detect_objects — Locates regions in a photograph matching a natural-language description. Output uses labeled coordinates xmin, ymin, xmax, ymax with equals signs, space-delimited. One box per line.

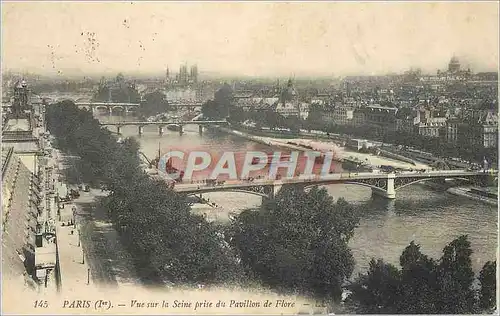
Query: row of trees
xmin=347 ymin=236 xmax=496 ymax=314
xmin=47 ymin=100 xmax=243 ymax=285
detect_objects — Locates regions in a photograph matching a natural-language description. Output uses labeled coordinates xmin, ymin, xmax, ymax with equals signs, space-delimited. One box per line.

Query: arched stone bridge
xmin=39 ymin=93 xmax=93 ymax=104
xmin=174 ymin=170 xmax=497 ymax=200
xmin=100 ymin=120 xmax=229 ymax=135
xmin=75 ymin=102 xmax=140 ymax=115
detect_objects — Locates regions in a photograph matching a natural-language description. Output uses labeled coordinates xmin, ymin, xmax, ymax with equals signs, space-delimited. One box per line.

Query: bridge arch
xmin=94 ymin=105 xmax=109 ymax=112
xmin=395 ymin=176 xmax=481 ymax=191
xmin=112 ymin=105 xmax=125 ymax=112
xmin=303 ymin=179 xmax=388 ymax=192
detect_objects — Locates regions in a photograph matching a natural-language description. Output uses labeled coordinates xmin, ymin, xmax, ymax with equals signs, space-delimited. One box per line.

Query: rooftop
xmin=3 ymin=118 xmax=31 ymax=132
xmin=366 ymin=104 xmax=399 ymax=112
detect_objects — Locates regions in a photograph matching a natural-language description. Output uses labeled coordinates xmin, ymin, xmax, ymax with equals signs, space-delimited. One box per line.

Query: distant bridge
xmin=75 ymin=101 xmax=204 ymax=115
xmin=171 ymin=170 xmax=497 ymax=200
xmin=100 ymin=120 xmax=229 ymax=135
xmin=76 ymin=102 xmax=140 ymax=115
xmin=40 ymin=93 xmax=94 ymax=104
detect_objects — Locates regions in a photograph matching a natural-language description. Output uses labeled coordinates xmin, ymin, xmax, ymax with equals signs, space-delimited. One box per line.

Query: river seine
xmin=103 ymin=115 xmax=497 ymax=277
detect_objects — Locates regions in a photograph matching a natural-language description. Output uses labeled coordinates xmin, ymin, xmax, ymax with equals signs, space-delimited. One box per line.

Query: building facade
xmin=2 ymin=80 xmax=57 ymax=291
xmin=364 ymin=104 xmax=398 ymax=133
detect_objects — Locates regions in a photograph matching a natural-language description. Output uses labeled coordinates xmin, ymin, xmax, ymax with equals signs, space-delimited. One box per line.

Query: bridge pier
xmin=261 ymin=184 xmax=280 ymax=203
xmin=179 ymin=125 xmax=184 ymax=135
xmin=371 ymin=174 xmax=396 ymax=199
xmin=371 ymin=188 xmax=396 ymax=199
xmin=198 ymin=125 xmax=203 ymax=135
xmin=158 ymin=126 xmax=164 ymax=136
xmin=109 ymin=108 xmax=113 ymax=117
xmin=116 ymin=125 xmax=122 ymax=135
xmin=138 ymin=125 xmax=144 ymax=136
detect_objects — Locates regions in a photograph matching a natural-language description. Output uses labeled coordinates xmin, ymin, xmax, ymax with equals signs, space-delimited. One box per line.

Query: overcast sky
xmin=2 ymin=2 xmax=499 ymax=77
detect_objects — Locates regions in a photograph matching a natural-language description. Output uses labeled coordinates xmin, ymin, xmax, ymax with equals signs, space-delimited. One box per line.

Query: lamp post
xmin=72 ymin=206 xmax=76 ymax=228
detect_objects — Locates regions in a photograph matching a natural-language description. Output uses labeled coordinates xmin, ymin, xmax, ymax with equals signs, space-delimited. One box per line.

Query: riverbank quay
xmin=230 ymin=125 xmax=486 ymax=169
xmin=215 ymin=125 xmax=309 ymax=151
xmin=215 ymin=125 xmax=428 ymax=171
xmin=447 ymin=186 xmax=498 ymax=206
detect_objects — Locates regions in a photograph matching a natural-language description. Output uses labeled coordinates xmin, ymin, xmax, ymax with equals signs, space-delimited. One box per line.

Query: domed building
xmin=436 ymin=56 xmax=472 ymax=81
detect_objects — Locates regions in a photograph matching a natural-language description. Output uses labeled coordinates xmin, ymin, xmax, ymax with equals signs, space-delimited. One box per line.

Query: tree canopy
xmin=137 ymin=90 xmax=173 ymax=118
xmin=347 ymin=235 xmax=497 ymax=314
xmin=201 ymin=84 xmax=233 ymax=119
xmin=229 ymin=185 xmax=360 ymax=301
xmin=93 ymin=75 xmax=141 ymax=103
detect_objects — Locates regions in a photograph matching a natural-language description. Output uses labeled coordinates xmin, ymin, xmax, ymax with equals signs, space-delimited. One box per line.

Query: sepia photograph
xmin=1 ymin=1 xmax=498 ymax=314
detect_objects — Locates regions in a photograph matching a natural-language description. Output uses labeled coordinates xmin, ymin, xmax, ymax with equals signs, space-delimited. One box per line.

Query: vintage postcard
xmin=1 ymin=1 xmax=498 ymax=315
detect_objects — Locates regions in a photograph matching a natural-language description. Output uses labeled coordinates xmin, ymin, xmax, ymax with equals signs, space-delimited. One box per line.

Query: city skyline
xmin=2 ymin=2 xmax=499 ymax=78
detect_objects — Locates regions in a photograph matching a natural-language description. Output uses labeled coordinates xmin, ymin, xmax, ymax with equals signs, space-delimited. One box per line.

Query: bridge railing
xmin=170 ymin=169 xmax=493 ymax=191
